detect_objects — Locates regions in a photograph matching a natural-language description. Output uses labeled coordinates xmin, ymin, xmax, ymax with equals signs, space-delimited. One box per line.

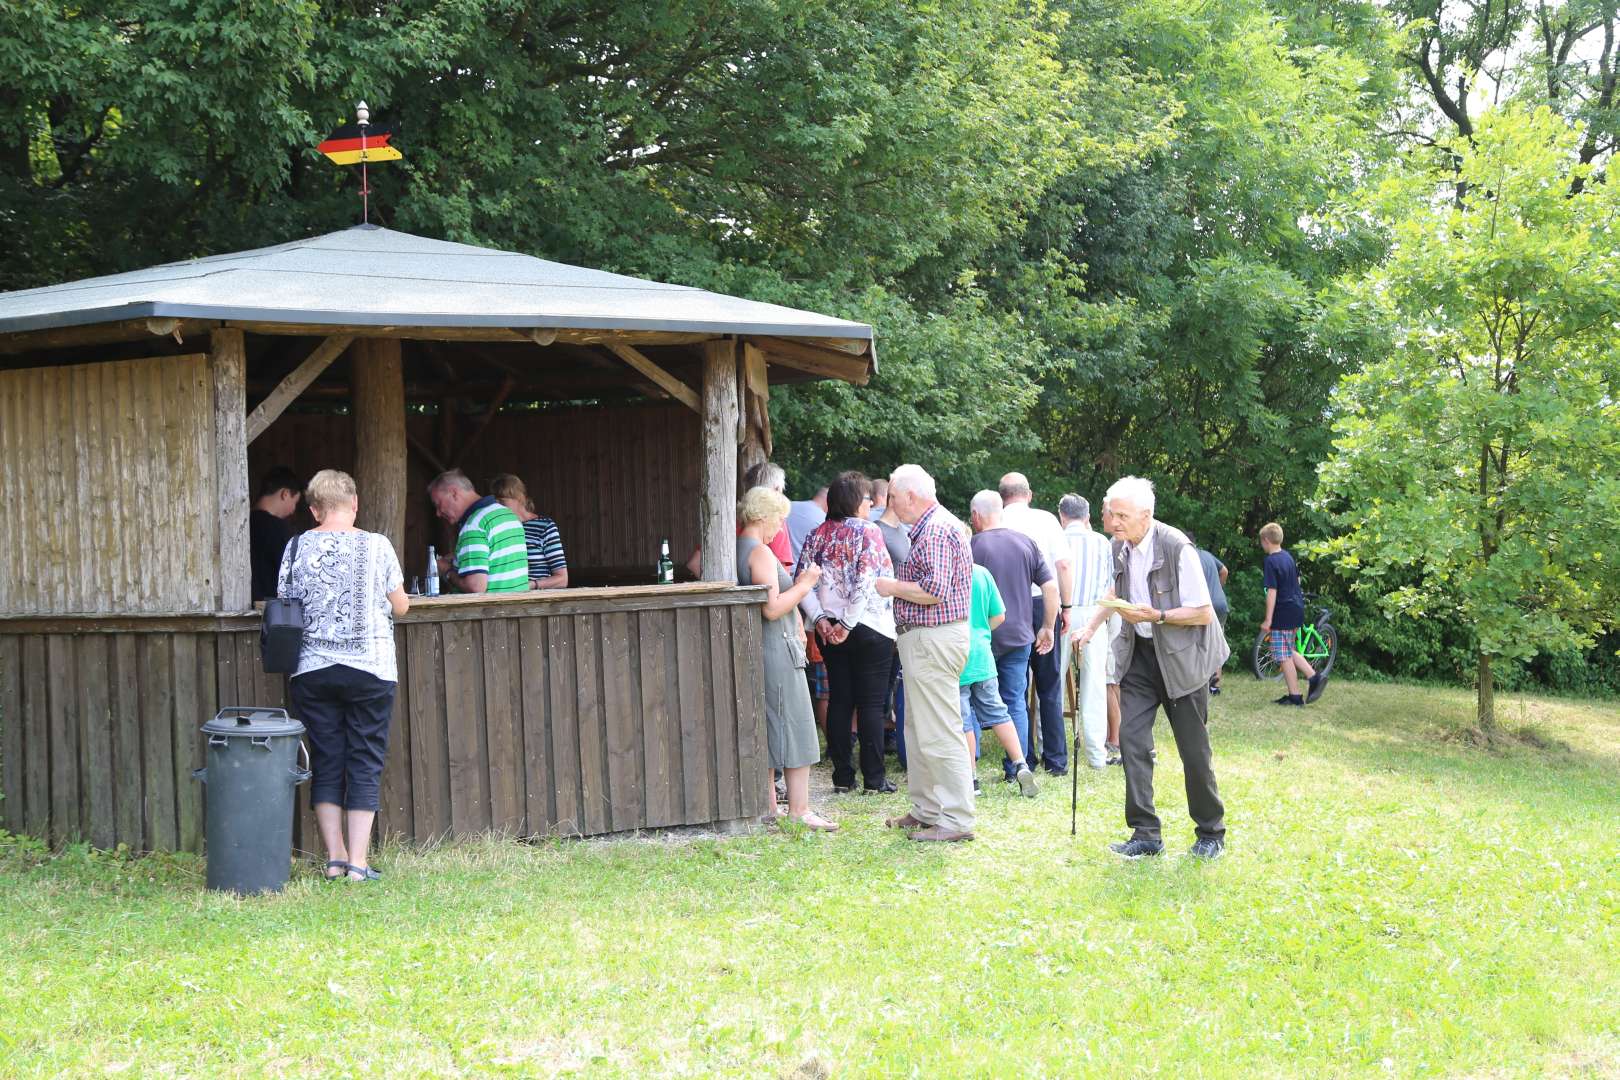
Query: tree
xmin=1315 ymin=105 xmax=1620 ymax=733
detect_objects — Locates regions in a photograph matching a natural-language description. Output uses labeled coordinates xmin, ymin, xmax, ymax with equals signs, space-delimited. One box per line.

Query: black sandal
xmin=346 ymin=864 xmax=382 ymax=882
xmin=324 ymin=860 xmax=350 ymax=881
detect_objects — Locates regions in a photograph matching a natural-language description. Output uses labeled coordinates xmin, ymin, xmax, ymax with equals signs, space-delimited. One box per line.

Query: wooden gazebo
xmin=0 ymin=225 xmax=874 ymax=851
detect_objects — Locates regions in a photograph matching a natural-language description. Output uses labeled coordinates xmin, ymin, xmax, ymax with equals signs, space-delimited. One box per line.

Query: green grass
xmin=3 ymin=678 xmax=1619 ymax=1078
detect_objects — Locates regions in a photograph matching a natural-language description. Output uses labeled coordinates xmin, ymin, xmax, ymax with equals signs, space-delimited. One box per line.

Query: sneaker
xmin=1108 ymin=837 xmax=1164 ymax=859
xmin=1273 ymin=694 xmax=1304 ymax=706
xmin=1015 ymin=764 xmax=1038 ymax=798
xmin=861 ymin=778 xmax=898 ymax=795
xmin=1189 ymin=837 xmax=1226 ymax=860
xmin=1306 ymin=672 xmax=1328 ymax=704
xmin=832 ymin=783 xmax=857 ymax=794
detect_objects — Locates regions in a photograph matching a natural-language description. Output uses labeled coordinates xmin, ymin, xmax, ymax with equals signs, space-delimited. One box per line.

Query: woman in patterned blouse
xmin=798 ymin=471 xmax=898 ymax=793
xmin=277 ymin=469 xmax=409 ymax=882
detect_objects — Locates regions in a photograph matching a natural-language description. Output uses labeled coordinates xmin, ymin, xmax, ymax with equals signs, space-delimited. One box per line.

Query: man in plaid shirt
xmin=875 ymin=464 xmax=976 ymax=841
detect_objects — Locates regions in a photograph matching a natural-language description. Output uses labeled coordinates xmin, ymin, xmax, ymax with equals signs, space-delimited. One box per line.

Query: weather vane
xmin=318 ymin=101 xmax=403 ymax=224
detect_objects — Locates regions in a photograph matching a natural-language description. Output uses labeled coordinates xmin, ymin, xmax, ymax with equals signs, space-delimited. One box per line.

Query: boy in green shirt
xmin=960 ymin=563 xmax=1038 ymax=797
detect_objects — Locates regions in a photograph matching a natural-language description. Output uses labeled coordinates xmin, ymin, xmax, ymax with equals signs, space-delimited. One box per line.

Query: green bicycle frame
xmin=1295 ymin=623 xmax=1331 ymax=661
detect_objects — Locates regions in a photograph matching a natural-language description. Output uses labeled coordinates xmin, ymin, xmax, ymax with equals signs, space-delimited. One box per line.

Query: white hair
xmin=889 ymin=464 xmax=936 ymax=502
xmin=970 ymin=489 xmax=1003 ymax=516
xmin=1105 ymin=475 xmax=1155 ymax=515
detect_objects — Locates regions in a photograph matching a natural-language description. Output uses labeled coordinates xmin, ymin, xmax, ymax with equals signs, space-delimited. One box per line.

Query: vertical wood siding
xmin=0 ymin=593 xmax=768 ymax=852
xmin=0 ymin=354 xmax=216 ymax=615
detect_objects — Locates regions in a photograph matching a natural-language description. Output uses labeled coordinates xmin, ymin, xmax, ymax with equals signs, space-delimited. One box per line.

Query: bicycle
xmin=1251 ymin=593 xmax=1338 ymax=680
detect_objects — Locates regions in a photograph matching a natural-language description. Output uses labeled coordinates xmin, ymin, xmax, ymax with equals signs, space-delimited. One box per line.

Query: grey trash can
xmin=193 ymin=707 xmax=311 ymax=895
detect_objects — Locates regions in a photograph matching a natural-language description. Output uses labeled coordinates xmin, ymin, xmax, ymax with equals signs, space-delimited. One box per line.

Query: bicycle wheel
xmin=1251 ymin=632 xmax=1282 ymax=680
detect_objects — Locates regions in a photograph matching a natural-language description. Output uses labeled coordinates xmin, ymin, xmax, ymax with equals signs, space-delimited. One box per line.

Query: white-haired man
xmin=998 ymin=472 xmax=1074 ymax=775
xmin=1103 ymin=476 xmax=1229 ymax=859
xmin=1060 ymin=493 xmax=1116 ymax=770
xmin=874 ymin=464 xmax=976 ymax=841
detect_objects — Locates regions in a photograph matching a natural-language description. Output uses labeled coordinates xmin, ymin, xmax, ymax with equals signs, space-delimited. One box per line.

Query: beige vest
xmin=1110 ymin=521 xmax=1230 ymax=698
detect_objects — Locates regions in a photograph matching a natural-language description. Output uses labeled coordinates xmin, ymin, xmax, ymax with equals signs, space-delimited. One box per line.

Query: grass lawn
xmin=3 ymin=677 xmax=1618 ymax=1078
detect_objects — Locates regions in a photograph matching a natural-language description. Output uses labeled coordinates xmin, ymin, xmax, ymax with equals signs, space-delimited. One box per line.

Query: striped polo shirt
xmin=454 ymin=496 xmax=529 ymax=592
xmin=522 ymin=516 xmax=567 ymax=580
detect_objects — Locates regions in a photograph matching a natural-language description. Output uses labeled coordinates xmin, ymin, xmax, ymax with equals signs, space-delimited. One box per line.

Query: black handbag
xmin=261 ymin=533 xmax=305 ymax=674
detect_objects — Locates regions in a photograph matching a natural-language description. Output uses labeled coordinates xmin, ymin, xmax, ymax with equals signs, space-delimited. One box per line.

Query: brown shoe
xmin=908 ymin=826 xmax=975 ymax=842
xmin=885 ymin=812 xmax=925 ymax=829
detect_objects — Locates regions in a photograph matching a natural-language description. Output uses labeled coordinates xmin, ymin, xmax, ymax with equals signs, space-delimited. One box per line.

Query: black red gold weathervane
xmin=318 ymin=102 xmax=402 ymax=223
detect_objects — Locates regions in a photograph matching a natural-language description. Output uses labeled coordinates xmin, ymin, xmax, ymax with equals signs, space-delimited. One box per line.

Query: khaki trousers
xmin=897 ymin=621 xmax=974 ymax=832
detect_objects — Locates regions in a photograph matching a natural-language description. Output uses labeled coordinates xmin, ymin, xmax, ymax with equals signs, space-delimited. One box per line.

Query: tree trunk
xmin=352 ymin=338 xmax=407 ymax=561
xmin=210 ymin=327 xmax=250 ymax=612
xmin=1476 ymin=651 xmax=1497 ymax=736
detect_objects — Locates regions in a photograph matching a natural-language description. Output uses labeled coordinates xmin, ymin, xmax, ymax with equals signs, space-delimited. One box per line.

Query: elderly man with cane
xmin=1099 ymin=476 xmax=1230 ymax=859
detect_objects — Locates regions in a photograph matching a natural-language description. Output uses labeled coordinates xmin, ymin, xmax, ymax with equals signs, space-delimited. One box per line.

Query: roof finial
xmin=356 ymin=101 xmax=370 ymax=224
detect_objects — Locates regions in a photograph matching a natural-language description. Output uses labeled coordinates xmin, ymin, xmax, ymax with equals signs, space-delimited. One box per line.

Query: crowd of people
xmin=748 ymin=464 xmax=1331 ymax=857
xmin=258 ymin=454 xmax=1327 ymax=876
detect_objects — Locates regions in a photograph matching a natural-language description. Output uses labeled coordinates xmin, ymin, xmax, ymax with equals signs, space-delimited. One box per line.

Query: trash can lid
xmin=201 ymin=707 xmax=305 ymax=738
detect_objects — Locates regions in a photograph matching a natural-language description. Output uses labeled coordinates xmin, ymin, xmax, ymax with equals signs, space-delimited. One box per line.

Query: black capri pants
xmin=289 ymin=663 xmax=397 ymax=811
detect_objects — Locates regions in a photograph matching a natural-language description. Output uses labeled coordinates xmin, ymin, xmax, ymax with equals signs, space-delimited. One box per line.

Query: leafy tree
xmin=1315 ymin=105 xmax=1620 ymax=733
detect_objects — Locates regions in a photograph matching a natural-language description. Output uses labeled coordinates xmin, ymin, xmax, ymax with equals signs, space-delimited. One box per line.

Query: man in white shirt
xmin=1060 ymin=494 xmax=1116 ymax=769
xmin=1101 ymin=476 xmax=1229 ymax=860
xmin=998 ymin=472 xmax=1074 ymax=774
xmin=785 ymin=486 xmax=828 ymax=566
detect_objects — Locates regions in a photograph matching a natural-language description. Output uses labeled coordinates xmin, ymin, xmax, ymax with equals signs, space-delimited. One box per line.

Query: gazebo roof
xmin=0 ymin=225 xmax=874 ymax=346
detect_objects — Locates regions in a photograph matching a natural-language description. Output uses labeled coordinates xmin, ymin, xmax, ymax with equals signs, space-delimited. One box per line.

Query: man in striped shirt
xmin=1061 ymin=494 xmax=1118 ymax=769
xmin=428 ymin=470 xmax=530 ymax=594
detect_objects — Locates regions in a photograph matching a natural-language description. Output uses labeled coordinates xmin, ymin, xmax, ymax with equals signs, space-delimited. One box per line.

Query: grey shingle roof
xmin=0 ymin=225 xmax=874 ymax=343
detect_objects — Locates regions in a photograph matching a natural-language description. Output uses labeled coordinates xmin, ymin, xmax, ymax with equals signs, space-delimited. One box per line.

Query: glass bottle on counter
xmin=657 ymin=539 xmax=674 ymax=585
xmin=426 ymin=545 xmax=440 ymax=597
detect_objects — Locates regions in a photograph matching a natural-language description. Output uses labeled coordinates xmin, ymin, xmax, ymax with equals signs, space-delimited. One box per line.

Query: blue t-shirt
xmin=1196 ymin=547 xmax=1228 ymax=620
xmin=1262 ymin=549 xmax=1305 ymax=631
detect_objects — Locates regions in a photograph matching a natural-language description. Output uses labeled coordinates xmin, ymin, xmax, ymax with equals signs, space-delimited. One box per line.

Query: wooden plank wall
xmin=0 ymin=354 xmax=218 ymax=615
xmin=247 ymin=402 xmax=701 ymax=578
xmin=0 ymin=595 xmax=768 ymax=851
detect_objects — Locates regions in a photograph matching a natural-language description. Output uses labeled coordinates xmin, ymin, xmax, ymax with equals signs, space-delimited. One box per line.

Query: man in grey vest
xmin=1101 ymin=476 xmax=1230 ymax=859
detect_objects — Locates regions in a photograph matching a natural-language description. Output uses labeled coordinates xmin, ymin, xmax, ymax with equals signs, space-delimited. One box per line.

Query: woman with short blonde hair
xmin=278 ymin=469 xmax=410 ymax=882
xmin=737 ymin=485 xmax=837 ymax=831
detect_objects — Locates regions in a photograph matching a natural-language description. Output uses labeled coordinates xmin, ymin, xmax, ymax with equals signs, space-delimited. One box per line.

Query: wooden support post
xmin=210 ymin=328 xmax=250 ymax=612
xmin=352 ymin=337 xmax=407 ymax=559
xmin=700 ymin=339 xmax=740 ymax=583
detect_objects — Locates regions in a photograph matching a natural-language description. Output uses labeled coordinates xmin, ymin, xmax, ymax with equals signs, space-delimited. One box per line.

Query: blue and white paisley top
xmin=276 ymin=529 xmax=404 ymax=683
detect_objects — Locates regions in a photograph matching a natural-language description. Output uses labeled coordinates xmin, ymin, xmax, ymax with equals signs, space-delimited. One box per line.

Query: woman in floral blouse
xmin=798 ymin=471 xmax=898 ymax=793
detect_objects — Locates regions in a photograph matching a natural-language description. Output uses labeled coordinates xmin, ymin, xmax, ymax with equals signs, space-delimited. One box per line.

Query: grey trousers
xmin=1118 ymin=640 xmax=1225 ymax=842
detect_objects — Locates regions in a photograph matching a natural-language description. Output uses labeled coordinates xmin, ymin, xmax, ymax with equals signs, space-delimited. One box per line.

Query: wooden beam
xmin=224 ymin=321 xmax=719 ymax=348
xmin=406 ymin=431 xmax=446 ymax=474
xmin=802 ymin=336 xmax=871 ymax=355
xmin=0 ymin=317 xmax=216 ymax=356
xmin=741 ymin=341 xmax=772 ymax=469
xmin=699 ymin=340 xmax=739 ymax=583
xmin=452 ymin=375 xmax=516 ymax=467
xmin=244 ymin=333 xmax=355 ymax=444
xmin=605 ymin=343 xmax=701 ymax=412
xmin=352 ymin=338 xmax=407 ymax=559
xmin=210 ymin=328 xmax=250 ymax=612
xmin=744 ymin=335 xmax=872 ymax=386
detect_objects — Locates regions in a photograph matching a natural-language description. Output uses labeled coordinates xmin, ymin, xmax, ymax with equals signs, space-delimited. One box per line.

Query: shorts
xmin=1268 ymin=629 xmax=1297 ymax=662
xmin=806 ymin=661 xmax=829 ymax=700
xmin=959 ymin=678 xmax=1010 ymax=733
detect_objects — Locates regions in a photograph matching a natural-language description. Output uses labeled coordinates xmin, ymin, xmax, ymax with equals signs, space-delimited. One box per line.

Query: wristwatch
xmin=1157 ymin=609 xmax=1166 ymax=624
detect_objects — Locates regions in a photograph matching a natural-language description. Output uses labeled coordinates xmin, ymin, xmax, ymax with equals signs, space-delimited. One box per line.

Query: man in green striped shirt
xmin=428 ymin=470 xmax=530 ymax=594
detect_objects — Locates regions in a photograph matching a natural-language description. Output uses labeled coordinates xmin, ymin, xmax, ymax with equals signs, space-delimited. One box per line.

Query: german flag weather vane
xmin=319 ymin=101 xmax=402 ymax=224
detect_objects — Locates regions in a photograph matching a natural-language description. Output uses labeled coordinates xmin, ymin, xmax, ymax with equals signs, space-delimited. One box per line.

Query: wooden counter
xmin=0 ymin=583 xmax=771 ymax=851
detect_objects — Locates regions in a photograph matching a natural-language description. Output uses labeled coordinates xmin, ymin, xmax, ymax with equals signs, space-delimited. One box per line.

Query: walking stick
xmin=1067 ymin=651 xmax=1080 ymax=836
